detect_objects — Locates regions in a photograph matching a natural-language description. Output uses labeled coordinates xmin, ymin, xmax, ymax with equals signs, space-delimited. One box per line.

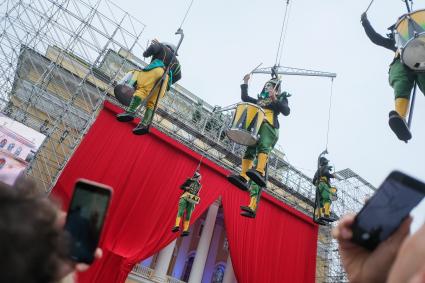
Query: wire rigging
xmin=325 ymin=78 xmax=334 ymax=151
xmin=179 ymin=0 xmax=196 ymax=29
xmin=274 ymin=0 xmax=291 ymax=66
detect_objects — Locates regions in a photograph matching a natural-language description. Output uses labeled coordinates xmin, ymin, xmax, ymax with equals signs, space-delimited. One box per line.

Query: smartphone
xmin=351 ymin=171 xmax=425 ymax=250
xmin=64 ymin=179 xmax=112 ymax=263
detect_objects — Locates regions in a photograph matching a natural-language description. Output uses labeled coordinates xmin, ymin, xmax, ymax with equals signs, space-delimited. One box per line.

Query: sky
xmin=113 ymin=0 xmax=425 ymax=188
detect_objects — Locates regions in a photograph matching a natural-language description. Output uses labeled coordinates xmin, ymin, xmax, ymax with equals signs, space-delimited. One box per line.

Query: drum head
xmin=402 ymin=35 xmax=425 ymax=71
xmin=114 ymin=84 xmax=135 ymax=106
xmin=226 ymin=129 xmax=257 ymax=146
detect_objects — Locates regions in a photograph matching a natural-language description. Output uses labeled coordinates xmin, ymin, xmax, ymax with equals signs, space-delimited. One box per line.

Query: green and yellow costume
xmin=116 ymin=41 xmax=181 ymax=135
xmin=312 ymin=157 xmax=337 ymax=223
xmin=172 ymin=173 xmax=202 ymax=237
xmin=228 ymin=78 xmax=290 ymax=191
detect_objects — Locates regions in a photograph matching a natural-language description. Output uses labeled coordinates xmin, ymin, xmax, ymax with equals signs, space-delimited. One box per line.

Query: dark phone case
xmin=65 ymin=179 xmax=112 ymax=264
xmin=351 ymin=171 xmax=425 ymax=250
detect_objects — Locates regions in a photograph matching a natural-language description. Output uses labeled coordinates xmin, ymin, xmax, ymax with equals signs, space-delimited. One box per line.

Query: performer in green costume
xmin=361 ymin=12 xmax=425 ymax=141
xmin=172 ymin=172 xmax=202 ymax=237
xmin=116 ymin=39 xmax=182 ymax=135
xmin=228 ymin=73 xmax=290 ymax=190
xmin=240 ymin=182 xmax=262 ymax=218
xmin=312 ymin=157 xmax=337 ymax=223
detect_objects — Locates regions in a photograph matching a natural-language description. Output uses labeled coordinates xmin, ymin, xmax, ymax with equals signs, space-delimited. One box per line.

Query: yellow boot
xmin=324 ymin=203 xmax=331 ymax=217
xmin=395 ymin=97 xmax=409 ymax=119
xmin=249 ymin=196 xmax=257 ymax=211
xmin=181 ymin=220 xmax=190 ymax=237
xmin=256 ymin=153 xmax=268 ymax=176
xmin=240 ymin=159 xmax=253 ymax=181
xmin=172 ymin=216 xmax=181 ymax=232
xmin=246 ymin=153 xmax=268 ymax=187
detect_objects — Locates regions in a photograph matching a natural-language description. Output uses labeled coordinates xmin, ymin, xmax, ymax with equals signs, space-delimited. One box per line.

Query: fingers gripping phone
xmin=351 ymin=171 xmax=425 ymax=250
xmin=64 ymin=179 xmax=112 ymax=263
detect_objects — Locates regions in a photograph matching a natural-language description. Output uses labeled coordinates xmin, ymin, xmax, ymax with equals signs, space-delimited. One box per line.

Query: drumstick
xmin=243 ymin=63 xmax=263 ymax=80
xmin=364 ymin=0 xmax=374 ymax=13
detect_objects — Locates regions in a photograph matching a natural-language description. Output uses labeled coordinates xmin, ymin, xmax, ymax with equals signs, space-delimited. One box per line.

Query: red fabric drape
xmin=52 ymin=101 xmax=318 ymax=283
xmin=52 ymin=102 xmax=227 ymax=283
xmin=222 ymin=188 xmax=318 ymax=283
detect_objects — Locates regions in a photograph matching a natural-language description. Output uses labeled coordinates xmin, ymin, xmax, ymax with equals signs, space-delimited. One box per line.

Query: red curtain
xmin=51 ymin=101 xmax=318 ymax=283
xmin=222 ymin=188 xmax=318 ymax=283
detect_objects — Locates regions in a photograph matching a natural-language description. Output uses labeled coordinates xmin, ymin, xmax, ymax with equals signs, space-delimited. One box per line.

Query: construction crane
xmin=252 ymin=65 xmax=337 ymax=78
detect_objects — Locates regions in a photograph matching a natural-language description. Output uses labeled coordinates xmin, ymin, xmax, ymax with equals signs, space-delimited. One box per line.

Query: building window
xmin=212 ymin=264 xmax=225 ymax=283
xmin=14 ymin=147 xmax=22 ymax=156
xmin=0 ymin=139 xmax=7 ymax=148
xmin=181 ymin=254 xmax=195 ymax=282
xmin=7 ymin=143 xmax=15 ymax=152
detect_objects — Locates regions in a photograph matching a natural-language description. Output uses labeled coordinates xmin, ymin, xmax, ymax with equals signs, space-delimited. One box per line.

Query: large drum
xmin=395 ymin=9 xmax=425 ymax=71
xmin=226 ymin=102 xmax=265 ymax=146
xmin=113 ymin=71 xmax=138 ymax=106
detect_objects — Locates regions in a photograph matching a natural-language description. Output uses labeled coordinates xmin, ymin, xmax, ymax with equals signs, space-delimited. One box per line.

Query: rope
xmin=274 ymin=0 xmax=291 ymax=66
xmin=325 ymin=78 xmax=334 ymax=151
xmin=179 ymin=0 xmax=196 ymax=29
xmin=278 ymin=1 xmax=292 ymax=64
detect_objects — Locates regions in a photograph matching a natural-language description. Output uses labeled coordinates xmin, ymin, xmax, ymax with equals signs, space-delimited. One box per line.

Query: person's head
xmin=319 ymin=156 xmax=329 ymax=166
xmin=0 ymin=183 xmax=69 ymax=283
xmin=193 ymin=171 xmax=201 ymax=181
xmin=262 ymin=78 xmax=281 ymax=96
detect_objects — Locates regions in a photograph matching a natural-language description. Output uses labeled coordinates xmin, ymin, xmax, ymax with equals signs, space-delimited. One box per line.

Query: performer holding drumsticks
xmin=227 ymin=73 xmax=290 ymax=192
xmin=361 ymin=11 xmax=425 ymax=141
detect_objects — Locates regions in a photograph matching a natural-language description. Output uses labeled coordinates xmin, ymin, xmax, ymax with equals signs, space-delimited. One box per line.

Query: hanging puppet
xmin=116 ymin=38 xmax=182 ymax=135
xmin=312 ymin=156 xmax=337 ymax=224
xmin=172 ymin=171 xmax=202 ymax=237
xmin=360 ymin=2 xmax=425 ymax=142
xmin=227 ymin=73 xmax=290 ymax=191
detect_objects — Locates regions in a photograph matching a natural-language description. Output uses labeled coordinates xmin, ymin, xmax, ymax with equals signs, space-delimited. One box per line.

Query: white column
xmin=201 ymin=221 xmax=223 ymax=282
xmin=151 ymin=239 xmax=177 ymax=283
xmin=188 ymin=200 xmax=220 ymax=283
xmin=222 ymin=255 xmax=236 ymax=283
xmin=172 ymin=229 xmax=194 ymax=279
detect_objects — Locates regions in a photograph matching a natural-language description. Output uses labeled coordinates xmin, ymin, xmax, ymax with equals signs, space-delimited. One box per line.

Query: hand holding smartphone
xmin=351 ymin=171 xmax=425 ymax=250
xmin=64 ymin=179 xmax=112 ymax=264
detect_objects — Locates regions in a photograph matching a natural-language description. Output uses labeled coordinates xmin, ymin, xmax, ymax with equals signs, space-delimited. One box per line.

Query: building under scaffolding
xmin=0 ymin=0 xmax=376 ymax=282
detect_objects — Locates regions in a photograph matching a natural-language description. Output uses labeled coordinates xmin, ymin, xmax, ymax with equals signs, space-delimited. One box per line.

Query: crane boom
xmin=253 ymin=66 xmax=336 ymax=78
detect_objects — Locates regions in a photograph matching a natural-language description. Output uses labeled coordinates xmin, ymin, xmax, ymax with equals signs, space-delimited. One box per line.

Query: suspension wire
xmin=179 ymin=0 xmax=196 ymax=29
xmin=325 ymin=78 xmax=335 ymax=151
xmin=274 ymin=0 xmax=291 ymax=66
xmin=278 ymin=0 xmax=292 ymax=64
xmin=364 ymin=0 xmax=375 ymax=13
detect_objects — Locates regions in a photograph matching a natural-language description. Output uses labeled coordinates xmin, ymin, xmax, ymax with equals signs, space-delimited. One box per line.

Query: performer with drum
xmin=312 ymin=156 xmax=337 ymax=223
xmin=227 ymin=73 xmax=290 ymax=190
xmin=172 ymin=171 xmax=202 ymax=237
xmin=116 ymin=39 xmax=182 ymax=135
xmin=361 ymin=12 xmax=425 ymax=141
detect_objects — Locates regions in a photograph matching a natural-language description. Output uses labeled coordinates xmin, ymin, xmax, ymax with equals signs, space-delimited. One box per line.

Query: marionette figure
xmin=361 ymin=11 xmax=425 ymax=141
xmin=240 ymin=182 xmax=263 ymax=218
xmin=172 ymin=171 xmax=202 ymax=237
xmin=227 ymin=73 xmax=290 ymax=190
xmin=116 ymin=39 xmax=182 ymax=135
xmin=312 ymin=157 xmax=337 ymax=223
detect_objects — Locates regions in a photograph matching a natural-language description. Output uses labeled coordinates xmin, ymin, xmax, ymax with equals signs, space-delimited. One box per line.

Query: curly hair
xmin=0 ymin=183 xmax=69 ymax=283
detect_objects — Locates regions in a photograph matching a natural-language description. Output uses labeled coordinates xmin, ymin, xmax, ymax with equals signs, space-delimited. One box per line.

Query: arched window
xmin=14 ymin=146 xmax=22 ymax=156
xmin=7 ymin=143 xmax=15 ymax=151
xmin=212 ymin=263 xmax=226 ymax=283
xmin=0 ymin=139 xmax=7 ymax=148
xmin=181 ymin=253 xmax=195 ymax=282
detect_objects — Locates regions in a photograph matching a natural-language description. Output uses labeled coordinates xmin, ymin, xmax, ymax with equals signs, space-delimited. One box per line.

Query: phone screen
xmin=64 ymin=180 xmax=111 ymax=263
xmin=352 ymin=172 xmax=425 ymax=250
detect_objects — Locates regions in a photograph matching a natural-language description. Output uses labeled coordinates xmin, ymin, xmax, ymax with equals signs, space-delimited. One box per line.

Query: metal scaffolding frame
xmin=0 ymin=1 xmax=376 ymax=282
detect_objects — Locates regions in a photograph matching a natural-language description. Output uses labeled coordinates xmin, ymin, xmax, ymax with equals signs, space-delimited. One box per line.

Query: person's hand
xmin=56 ymin=211 xmax=103 ymax=282
xmin=332 ymin=214 xmax=412 ymax=283
xmin=387 ymin=223 xmax=425 ymax=283
xmin=243 ymin=73 xmax=251 ymax=84
xmin=361 ymin=12 xmax=368 ymax=23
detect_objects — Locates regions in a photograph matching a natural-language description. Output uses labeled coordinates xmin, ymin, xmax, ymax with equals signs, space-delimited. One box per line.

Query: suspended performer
xmin=228 ymin=73 xmax=290 ymax=190
xmin=240 ymin=182 xmax=262 ymax=218
xmin=172 ymin=171 xmax=202 ymax=237
xmin=361 ymin=12 xmax=425 ymax=141
xmin=312 ymin=156 xmax=337 ymax=223
xmin=116 ymin=39 xmax=182 ymax=135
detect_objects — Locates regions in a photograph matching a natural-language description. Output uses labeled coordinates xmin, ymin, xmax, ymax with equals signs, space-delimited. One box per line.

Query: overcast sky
xmin=114 ymin=0 xmax=425 ymax=188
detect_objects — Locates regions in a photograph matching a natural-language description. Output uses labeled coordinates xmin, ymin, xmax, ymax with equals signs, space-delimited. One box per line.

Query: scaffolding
xmin=0 ymin=1 xmax=376 ymax=282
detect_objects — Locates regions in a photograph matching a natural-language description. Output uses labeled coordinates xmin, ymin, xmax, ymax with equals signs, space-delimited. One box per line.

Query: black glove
xmin=361 ymin=12 xmax=367 ymax=23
